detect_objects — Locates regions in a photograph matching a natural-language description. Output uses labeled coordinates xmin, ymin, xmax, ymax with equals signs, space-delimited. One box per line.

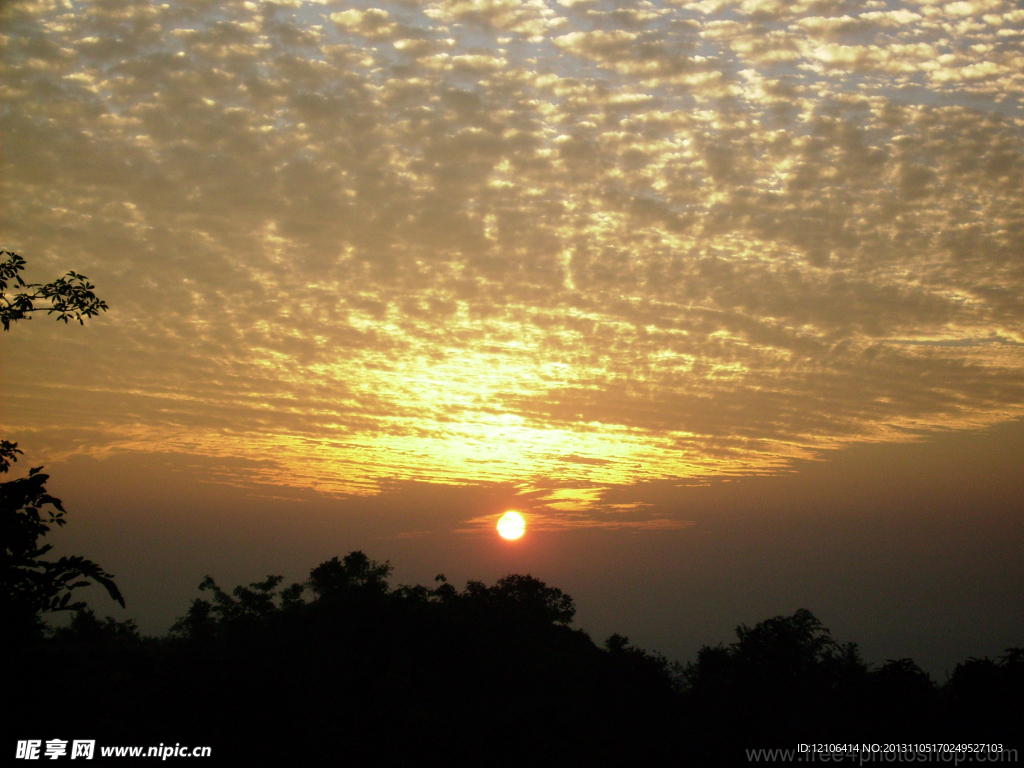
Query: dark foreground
xmin=7 ymin=553 xmax=1024 ymax=766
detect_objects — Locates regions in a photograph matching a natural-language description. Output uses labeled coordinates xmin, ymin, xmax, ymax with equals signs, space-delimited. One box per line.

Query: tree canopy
xmin=7 ymin=550 xmax=1024 ymax=764
xmin=1 ymin=427 xmax=125 ymax=647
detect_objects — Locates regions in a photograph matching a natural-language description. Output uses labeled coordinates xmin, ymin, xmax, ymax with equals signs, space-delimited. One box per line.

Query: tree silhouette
xmin=874 ymin=657 xmax=934 ymax=700
xmin=50 ymin=606 xmax=140 ymax=647
xmin=684 ymin=608 xmax=866 ymax=695
xmin=169 ymin=573 xmax=299 ymax=641
xmin=0 ymin=442 xmax=124 ymax=645
xmin=7 ymin=553 xmax=1023 ymax=764
xmin=308 ymin=551 xmax=391 ymax=599
xmin=945 ymin=649 xmax=1024 ymax=740
xmin=683 ymin=609 xmax=870 ymax=749
xmin=1 ymin=250 xmax=108 ymax=331
xmin=152 ymin=554 xmax=687 ymax=765
xmin=0 ymin=253 xmax=121 ymax=645
xmin=462 ymin=573 xmax=576 ymax=625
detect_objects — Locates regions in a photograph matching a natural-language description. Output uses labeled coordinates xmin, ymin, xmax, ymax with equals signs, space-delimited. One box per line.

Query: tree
xmin=462 ymin=573 xmax=576 ymax=625
xmin=874 ymin=658 xmax=934 ymax=700
xmin=1 ymin=252 xmax=120 ymax=643
xmin=681 ymin=609 xmax=870 ymax=748
xmin=0 ymin=442 xmax=124 ymax=645
xmin=308 ymin=551 xmax=392 ymax=599
xmin=729 ymin=608 xmax=855 ymax=678
xmin=1 ymin=250 xmax=108 ymax=331
xmin=50 ymin=607 xmax=141 ymax=647
xmin=169 ymin=573 xmax=302 ymax=641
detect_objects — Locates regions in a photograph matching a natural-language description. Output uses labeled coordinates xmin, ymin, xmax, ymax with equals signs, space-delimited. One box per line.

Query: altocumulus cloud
xmin=1 ymin=0 xmax=1022 ymax=524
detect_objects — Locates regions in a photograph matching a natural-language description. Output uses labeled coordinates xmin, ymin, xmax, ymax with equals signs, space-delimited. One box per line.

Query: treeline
xmin=8 ymin=552 xmax=1023 ymax=766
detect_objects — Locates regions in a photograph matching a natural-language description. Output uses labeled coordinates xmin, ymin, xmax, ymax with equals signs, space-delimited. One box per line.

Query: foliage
xmin=170 ymin=553 xmax=576 ymax=644
xmin=683 ymin=608 xmax=866 ymax=694
xmin=945 ymin=648 xmax=1024 ymax=740
xmin=0 ymin=447 xmax=125 ymax=645
xmin=1 ymin=253 xmax=120 ymax=645
xmin=874 ymin=657 xmax=935 ymax=699
xmin=605 ymin=633 xmax=685 ymax=695
xmin=462 ymin=572 xmax=576 ymax=625
xmin=51 ymin=607 xmax=141 ymax=646
xmin=153 ymin=553 xmax=687 ymax=765
xmin=1 ymin=250 xmax=108 ymax=331
xmin=169 ymin=574 xmax=301 ymax=640
xmin=8 ymin=553 xmax=1024 ymax=764
xmin=308 ymin=551 xmax=391 ymax=599
xmin=682 ymin=609 xmax=872 ymax=748
xmin=0 ymin=439 xmax=22 ymax=474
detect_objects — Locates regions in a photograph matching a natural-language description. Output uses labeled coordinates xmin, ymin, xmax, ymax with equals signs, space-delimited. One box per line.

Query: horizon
xmin=34 ymin=414 xmax=1024 ymax=677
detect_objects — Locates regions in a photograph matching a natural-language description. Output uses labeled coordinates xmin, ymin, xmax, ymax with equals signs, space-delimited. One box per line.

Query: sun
xmin=497 ymin=511 xmax=526 ymax=540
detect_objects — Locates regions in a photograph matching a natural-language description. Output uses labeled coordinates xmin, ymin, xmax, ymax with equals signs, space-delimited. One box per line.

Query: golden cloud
xmin=2 ymin=0 xmax=1022 ymax=522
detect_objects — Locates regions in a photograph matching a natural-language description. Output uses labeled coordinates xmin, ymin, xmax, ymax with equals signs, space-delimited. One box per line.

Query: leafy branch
xmin=1 ymin=454 xmax=125 ymax=637
xmin=1 ymin=250 xmax=109 ymax=331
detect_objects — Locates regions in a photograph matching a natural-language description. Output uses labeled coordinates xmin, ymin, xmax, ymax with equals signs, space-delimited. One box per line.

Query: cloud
xmin=423 ymin=0 xmax=566 ymax=40
xmin=2 ymin=0 xmax=1023 ymax=520
xmin=331 ymin=8 xmax=399 ymax=40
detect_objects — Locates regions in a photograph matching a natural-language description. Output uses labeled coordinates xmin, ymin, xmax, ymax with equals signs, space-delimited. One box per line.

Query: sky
xmin=1 ymin=0 xmax=1022 ymax=673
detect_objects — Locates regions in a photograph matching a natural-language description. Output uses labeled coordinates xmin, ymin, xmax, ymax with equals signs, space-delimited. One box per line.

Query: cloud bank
xmin=2 ymin=0 xmax=1022 ymax=522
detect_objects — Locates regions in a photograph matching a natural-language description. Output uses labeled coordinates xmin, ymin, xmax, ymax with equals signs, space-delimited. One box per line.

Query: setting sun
xmin=497 ymin=511 xmax=526 ymax=541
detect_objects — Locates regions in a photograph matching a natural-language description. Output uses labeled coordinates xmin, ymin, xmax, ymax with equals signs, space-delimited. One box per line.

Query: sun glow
xmin=497 ymin=511 xmax=526 ymax=540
